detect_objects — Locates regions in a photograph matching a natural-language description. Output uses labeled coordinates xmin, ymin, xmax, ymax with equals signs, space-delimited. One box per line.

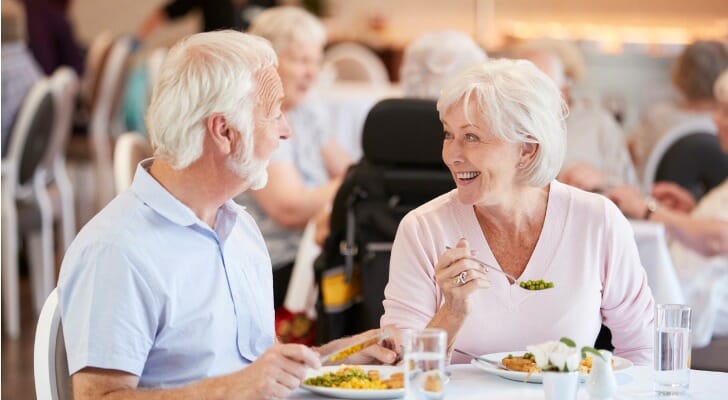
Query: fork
xmin=445 ymin=246 xmax=519 ymax=284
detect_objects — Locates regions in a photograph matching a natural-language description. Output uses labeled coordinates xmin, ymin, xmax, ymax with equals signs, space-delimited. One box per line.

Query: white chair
xmin=34 ymin=288 xmax=72 ymax=400
xmin=89 ymin=35 xmax=133 ymax=207
xmin=321 ymin=43 xmax=390 ymax=85
xmin=641 ymin=118 xmax=717 ymax=193
xmin=113 ymin=132 xmax=152 ymax=194
xmin=46 ymin=67 xmax=79 ymax=251
xmin=1 ymin=78 xmax=56 ymax=337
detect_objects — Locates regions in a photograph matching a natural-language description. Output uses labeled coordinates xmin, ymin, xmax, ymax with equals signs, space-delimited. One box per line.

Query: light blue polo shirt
xmin=58 ymin=159 xmax=275 ymax=388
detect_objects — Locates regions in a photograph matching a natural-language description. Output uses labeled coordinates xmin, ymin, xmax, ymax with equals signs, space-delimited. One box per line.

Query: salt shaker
xmin=586 ymin=349 xmax=617 ymax=400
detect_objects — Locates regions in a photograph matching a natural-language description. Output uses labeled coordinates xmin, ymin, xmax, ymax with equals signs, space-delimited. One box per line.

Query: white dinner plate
xmin=301 ymin=365 xmax=405 ymax=399
xmin=470 ymin=351 xmax=633 ymax=384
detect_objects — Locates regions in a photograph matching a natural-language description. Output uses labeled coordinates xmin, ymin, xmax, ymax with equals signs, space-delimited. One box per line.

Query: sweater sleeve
xmin=600 ymin=200 xmax=655 ymax=365
xmin=381 ymin=212 xmax=441 ymax=329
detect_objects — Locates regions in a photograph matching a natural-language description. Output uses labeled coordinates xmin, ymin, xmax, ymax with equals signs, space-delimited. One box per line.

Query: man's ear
xmin=206 ymin=114 xmax=233 ymax=155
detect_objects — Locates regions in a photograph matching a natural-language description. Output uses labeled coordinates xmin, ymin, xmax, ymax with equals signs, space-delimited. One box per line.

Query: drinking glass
xmin=654 ymin=304 xmax=692 ymax=395
xmin=403 ymin=328 xmax=447 ymax=400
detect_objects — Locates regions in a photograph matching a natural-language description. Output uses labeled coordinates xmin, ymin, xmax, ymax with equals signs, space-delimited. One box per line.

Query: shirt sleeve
xmin=58 ymin=241 xmax=160 ymax=376
xmin=163 ymin=0 xmax=199 ymax=20
xmin=600 ymin=200 xmax=655 ymax=366
xmin=381 ymin=212 xmax=441 ymax=329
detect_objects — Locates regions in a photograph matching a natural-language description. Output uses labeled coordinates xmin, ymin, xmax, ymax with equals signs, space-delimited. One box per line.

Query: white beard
xmin=226 ymin=152 xmax=269 ymax=190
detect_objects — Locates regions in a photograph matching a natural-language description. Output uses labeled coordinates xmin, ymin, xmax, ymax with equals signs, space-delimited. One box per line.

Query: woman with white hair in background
xmin=607 ymin=69 xmax=728 ymax=348
xmin=381 ymin=59 xmax=654 ymax=365
xmin=241 ymin=6 xmax=353 ymax=309
xmin=399 ymin=30 xmax=487 ymax=99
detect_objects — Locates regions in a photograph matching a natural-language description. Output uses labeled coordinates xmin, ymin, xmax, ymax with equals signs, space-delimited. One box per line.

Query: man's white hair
xmin=714 ymin=69 xmax=728 ymax=103
xmin=248 ymin=6 xmax=326 ymax=53
xmin=437 ymin=59 xmax=567 ymax=187
xmin=146 ymin=30 xmax=277 ymax=170
xmin=400 ymin=30 xmax=487 ymax=99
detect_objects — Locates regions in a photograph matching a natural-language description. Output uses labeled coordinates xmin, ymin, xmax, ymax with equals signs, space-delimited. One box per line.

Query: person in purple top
xmin=23 ymin=0 xmax=84 ymax=76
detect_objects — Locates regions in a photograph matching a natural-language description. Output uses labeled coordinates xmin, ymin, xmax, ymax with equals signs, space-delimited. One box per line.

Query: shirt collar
xmin=130 ymin=158 xmax=244 ymax=228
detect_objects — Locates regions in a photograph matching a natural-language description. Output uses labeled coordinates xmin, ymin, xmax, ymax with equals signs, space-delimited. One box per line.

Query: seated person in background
xmin=23 ymin=0 xmax=85 ymax=76
xmin=514 ymin=44 xmax=638 ymax=191
xmin=628 ymin=40 xmax=728 ymax=177
xmin=136 ymin=0 xmax=277 ymax=41
xmin=239 ymin=6 xmax=352 ymax=307
xmin=1 ymin=0 xmax=43 ymax=158
xmin=381 ymin=59 xmax=654 ymax=366
xmin=399 ymin=30 xmax=487 ymax=99
xmin=58 ymin=30 xmax=397 ymax=400
xmin=607 ymin=69 xmax=728 ymax=348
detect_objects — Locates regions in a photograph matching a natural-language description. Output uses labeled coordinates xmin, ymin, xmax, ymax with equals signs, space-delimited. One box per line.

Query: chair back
xmin=322 ymin=43 xmax=390 ymax=85
xmin=6 ymin=78 xmax=56 ymax=189
xmin=315 ymin=98 xmax=454 ymax=340
xmin=113 ymin=132 xmax=152 ymax=193
xmin=34 ymin=288 xmax=72 ymax=400
xmin=81 ymin=31 xmax=114 ymax=110
xmin=89 ymin=35 xmax=134 ymax=205
xmin=655 ymin=132 xmax=728 ymax=200
xmin=642 ymin=118 xmax=716 ymax=192
xmin=43 ymin=67 xmax=79 ymax=178
xmin=146 ymin=47 xmax=168 ymax=98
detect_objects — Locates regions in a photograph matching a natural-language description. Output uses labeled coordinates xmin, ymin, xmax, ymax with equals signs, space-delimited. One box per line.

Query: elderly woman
xmin=241 ymin=6 xmax=352 ymax=307
xmin=629 ymin=40 xmax=728 ymax=177
xmin=400 ymin=30 xmax=487 ymax=99
xmin=607 ymin=69 xmax=728 ymax=348
xmin=380 ymin=59 xmax=655 ymax=365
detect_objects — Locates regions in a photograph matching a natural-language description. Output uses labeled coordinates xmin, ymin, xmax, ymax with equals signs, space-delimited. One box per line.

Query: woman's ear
xmin=519 ymin=142 xmax=539 ymax=167
xmin=206 ymin=114 xmax=233 ymax=155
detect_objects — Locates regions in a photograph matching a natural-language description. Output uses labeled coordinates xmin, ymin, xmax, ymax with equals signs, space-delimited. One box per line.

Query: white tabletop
xmin=289 ymin=364 xmax=728 ymax=399
xmin=630 ymin=220 xmax=685 ymax=305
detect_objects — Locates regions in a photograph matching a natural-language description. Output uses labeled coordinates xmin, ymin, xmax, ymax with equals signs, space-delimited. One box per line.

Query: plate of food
xmin=301 ymin=365 xmax=405 ymax=399
xmin=471 ymin=351 xmax=633 ymax=383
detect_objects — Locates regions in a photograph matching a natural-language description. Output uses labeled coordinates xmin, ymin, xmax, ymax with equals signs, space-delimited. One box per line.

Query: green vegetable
xmin=520 ymin=279 xmax=554 ymax=290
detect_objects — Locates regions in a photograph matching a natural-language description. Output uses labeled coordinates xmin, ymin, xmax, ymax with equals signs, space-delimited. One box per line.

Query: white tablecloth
xmin=289 ymin=364 xmax=728 ymax=399
xmin=631 ymin=220 xmax=685 ymax=305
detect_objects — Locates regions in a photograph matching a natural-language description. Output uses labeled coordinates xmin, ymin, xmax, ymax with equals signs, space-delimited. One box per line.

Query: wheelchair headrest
xmin=362 ymin=98 xmax=444 ymax=167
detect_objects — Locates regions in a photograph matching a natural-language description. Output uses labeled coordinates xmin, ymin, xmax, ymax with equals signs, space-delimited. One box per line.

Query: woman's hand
xmin=652 ymin=182 xmax=696 ymax=214
xmin=434 ymin=238 xmax=491 ymax=318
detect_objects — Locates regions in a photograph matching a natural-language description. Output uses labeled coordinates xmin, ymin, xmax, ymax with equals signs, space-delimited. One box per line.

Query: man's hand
xmin=652 ymin=182 xmax=696 ymax=214
xmin=233 ymin=343 xmax=321 ymax=399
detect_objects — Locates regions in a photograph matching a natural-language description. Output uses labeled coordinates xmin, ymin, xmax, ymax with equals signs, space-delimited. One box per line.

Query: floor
xmin=2 ymin=276 xmax=39 ymax=400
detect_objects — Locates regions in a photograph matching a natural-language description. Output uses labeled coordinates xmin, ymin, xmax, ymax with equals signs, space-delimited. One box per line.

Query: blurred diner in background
xmin=1 ymin=0 xmax=728 ymax=398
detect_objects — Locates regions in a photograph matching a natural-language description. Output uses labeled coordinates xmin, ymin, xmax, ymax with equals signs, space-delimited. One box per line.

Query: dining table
xmin=288 ymin=363 xmax=728 ymax=399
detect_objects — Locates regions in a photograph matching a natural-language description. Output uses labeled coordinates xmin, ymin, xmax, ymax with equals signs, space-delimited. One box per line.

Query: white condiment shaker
xmin=586 ymin=349 xmax=617 ymax=400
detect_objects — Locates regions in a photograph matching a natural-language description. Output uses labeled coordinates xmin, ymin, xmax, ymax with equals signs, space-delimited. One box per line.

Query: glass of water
xmin=654 ymin=304 xmax=692 ymax=395
xmin=403 ymin=328 xmax=447 ymax=400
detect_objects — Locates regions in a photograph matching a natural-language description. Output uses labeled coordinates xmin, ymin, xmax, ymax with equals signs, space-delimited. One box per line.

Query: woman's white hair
xmin=248 ymin=6 xmax=326 ymax=53
xmin=400 ymin=31 xmax=487 ymax=99
xmin=714 ymin=69 xmax=728 ymax=103
xmin=437 ymin=59 xmax=567 ymax=187
xmin=146 ymin=30 xmax=277 ymax=170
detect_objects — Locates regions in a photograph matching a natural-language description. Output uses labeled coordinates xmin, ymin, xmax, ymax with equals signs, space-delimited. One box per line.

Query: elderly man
xmin=58 ymin=30 xmax=397 ymax=400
